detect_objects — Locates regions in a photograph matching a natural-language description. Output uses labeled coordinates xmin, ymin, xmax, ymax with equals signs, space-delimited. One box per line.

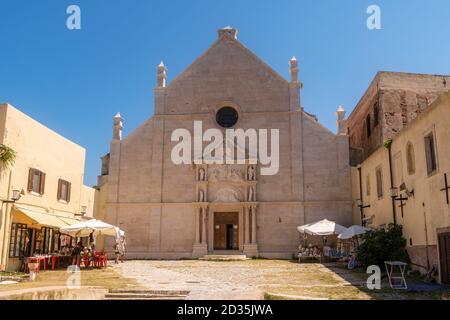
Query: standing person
xmin=114 ymin=240 xmax=120 ymax=264
xmin=89 ymin=232 xmax=96 ymax=253
xmin=323 ymin=244 xmax=331 ymax=260
xmin=18 ymin=234 xmax=30 ymax=272
xmin=119 ymin=235 xmax=126 ymax=263
xmin=72 ymin=241 xmax=83 ymax=267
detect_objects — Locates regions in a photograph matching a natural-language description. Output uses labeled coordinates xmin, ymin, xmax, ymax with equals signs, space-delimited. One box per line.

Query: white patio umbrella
xmin=297 ymin=223 xmax=312 ymax=234
xmin=297 ymin=219 xmax=347 ymax=236
xmin=60 ymin=219 xmax=119 ymax=237
xmin=338 ymin=225 xmax=370 ymax=240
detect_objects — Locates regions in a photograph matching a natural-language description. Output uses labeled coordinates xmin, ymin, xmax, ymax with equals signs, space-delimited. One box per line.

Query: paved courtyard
xmin=112 ymin=259 xmax=374 ymax=300
xmin=1 ymin=259 xmax=449 ymax=299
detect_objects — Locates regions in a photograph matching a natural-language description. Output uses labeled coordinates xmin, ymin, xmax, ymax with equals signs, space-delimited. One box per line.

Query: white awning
xmin=60 ymin=219 xmax=119 ymax=237
xmin=12 ymin=205 xmax=81 ymax=228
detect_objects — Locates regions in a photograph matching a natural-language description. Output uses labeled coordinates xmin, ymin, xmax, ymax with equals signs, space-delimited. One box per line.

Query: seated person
xmin=323 ymin=245 xmax=331 ymax=257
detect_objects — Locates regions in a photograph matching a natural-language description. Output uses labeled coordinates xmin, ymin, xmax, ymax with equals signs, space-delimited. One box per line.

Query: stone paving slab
xmin=111 ymin=260 xmax=354 ymax=300
xmin=113 ymin=260 xmax=262 ymax=300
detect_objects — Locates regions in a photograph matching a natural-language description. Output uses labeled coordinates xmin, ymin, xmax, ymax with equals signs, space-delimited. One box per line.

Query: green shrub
xmin=0 ymin=144 xmax=16 ymax=170
xmin=357 ymin=223 xmax=410 ymax=268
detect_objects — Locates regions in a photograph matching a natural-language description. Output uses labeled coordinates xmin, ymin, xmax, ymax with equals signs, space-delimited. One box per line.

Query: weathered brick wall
xmin=380 ymin=89 xmax=442 ymax=140
xmin=346 ymin=72 xmax=450 ymax=164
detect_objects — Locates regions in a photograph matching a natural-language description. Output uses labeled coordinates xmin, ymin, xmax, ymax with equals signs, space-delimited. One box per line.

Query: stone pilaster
xmin=244 ymin=206 xmax=250 ymax=244
xmin=104 ymin=113 xmax=123 ymax=253
xmin=251 ymin=205 xmax=257 ymax=244
xmin=194 ymin=209 xmax=200 ymax=244
xmin=201 ymin=207 xmax=207 ymax=245
xmin=243 ymin=205 xmax=259 ymax=258
xmin=192 ymin=204 xmax=208 ymax=258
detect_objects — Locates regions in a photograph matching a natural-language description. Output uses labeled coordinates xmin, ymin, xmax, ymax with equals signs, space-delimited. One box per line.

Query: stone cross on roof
xmin=218 ymin=26 xmax=238 ymax=40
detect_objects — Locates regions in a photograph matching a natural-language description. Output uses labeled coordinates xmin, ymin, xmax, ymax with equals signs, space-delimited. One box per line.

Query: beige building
xmin=347 ymin=77 xmax=450 ymax=284
xmin=0 ymin=103 xmax=97 ymax=271
xmin=97 ymin=27 xmax=353 ymax=259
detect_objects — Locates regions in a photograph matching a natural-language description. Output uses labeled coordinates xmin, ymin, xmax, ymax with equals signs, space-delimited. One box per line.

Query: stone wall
xmin=100 ymin=27 xmax=353 ymax=260
xmin=346 ymin=72 xmax=450 ymax=163
xmin=407 ymin=245 xmax=438 ymax=273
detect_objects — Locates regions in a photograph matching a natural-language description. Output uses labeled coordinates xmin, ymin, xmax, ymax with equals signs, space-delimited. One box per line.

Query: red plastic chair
xmin=103 ymin=253 xmax=108 ymax=267
xmin=94 ymin=252 xmax=101 ymax=268
xmin=82 ymin=255 xmax=91 ymax=268
xmin=96 ymin=252 xmax=107 ymax=268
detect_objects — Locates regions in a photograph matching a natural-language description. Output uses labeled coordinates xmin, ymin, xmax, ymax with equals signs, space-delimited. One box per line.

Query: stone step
xmin=104 ymin=296 xmax=186 ymax=300
xmin=109 ymin=289 xmax=190 ymax=295
xmin=104 ymin=293 xmax=187 ymax=299
xmin=199 ymin=254 xmax=247 ymax=261
xmin=104 ymin=289 xmax=190 ymax=300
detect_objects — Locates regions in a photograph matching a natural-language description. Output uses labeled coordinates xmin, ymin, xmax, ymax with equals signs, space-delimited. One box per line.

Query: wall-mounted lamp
xmin=12 ymin=189 xmax=24 ymax=201
xmin=362 ymin=214 xmax=375 ymax=225
xmin=356 ymin=198 xmax=371 ymax=209
xmin=399 ymin=182 xmax=414 ymax=197
xmin=1 ymin=189 xmax=24 ymax=204
xmin=77 ymin=205 xmax=87 ymax=216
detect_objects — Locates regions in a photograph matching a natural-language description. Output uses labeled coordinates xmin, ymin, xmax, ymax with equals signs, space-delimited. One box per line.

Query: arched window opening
xmin=406 ymin=142 xmax=415 ymax=175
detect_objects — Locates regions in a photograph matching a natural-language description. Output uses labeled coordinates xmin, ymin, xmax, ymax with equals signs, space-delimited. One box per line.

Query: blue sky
xmin=1 ymin=0 xmax=450 ymax=186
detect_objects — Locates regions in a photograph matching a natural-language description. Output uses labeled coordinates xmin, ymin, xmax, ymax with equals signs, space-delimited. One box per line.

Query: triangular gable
xmin=167 ymin=32 xmax=289 ymax=88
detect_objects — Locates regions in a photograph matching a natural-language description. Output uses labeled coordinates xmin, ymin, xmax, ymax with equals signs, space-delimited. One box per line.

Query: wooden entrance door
xmin=438 ymin=232 xmax=450 ymax=284
xmin=214 ymin=212 xmax=239 ymax=250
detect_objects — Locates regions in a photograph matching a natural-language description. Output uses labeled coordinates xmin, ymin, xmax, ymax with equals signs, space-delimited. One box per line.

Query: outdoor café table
xmin=35 ymin=255 xmax=51 ymax=271
xmin=25 ymin=255 xmax=50 ymax=272
xmin=25 ymin=257 xmax=40 ymax=273
xmin=384 ymin=261 xmax=408 ymax=290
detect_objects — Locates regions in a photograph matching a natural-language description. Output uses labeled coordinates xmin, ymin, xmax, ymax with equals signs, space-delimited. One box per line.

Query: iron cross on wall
xmin=396 ymin=194 xmax=408 ymax=218
xmin=440 ymin=173 xmax=450 ymax=205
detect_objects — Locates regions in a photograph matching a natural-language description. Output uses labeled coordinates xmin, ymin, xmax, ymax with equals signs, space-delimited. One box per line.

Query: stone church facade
xmin=97 ymin=27 xmax=352 ymax=259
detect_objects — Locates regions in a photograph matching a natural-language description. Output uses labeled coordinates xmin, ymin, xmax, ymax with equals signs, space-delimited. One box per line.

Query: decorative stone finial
xmin=113 ymin=112 xmax=123 ymax=140
xmin=157 ymin=61 xmax=167 ymax=88
xmin=336 ymin=106 xmax=347 ymax=135
xmin=288 ymin=56 xmax=303 ymax=110
xmin=289 ymin=56 xmax=299 ymax=83
xmin=218 ymin=26 xmax=238 ymax=40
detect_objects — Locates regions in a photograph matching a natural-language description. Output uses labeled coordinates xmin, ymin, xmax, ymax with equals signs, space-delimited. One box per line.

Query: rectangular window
xmin=57 ymin=179 xmax=71 ymax=202
xmin=376 ymin=167 xmax=383 ymax=198
xmin=27 ymin=168 xmax=46 ymax=195
xmin=366 ymin=114 xmax=372 ymax=138
xmin=424 ymin=133 xmax=437 ymax=175
xmin=366 ymin=176 xmax=371 ymax=196
xmin=374 ymin=102 xmax=380 ymax=127
xmin=8 ymin=223 xmax=28 ymax=258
